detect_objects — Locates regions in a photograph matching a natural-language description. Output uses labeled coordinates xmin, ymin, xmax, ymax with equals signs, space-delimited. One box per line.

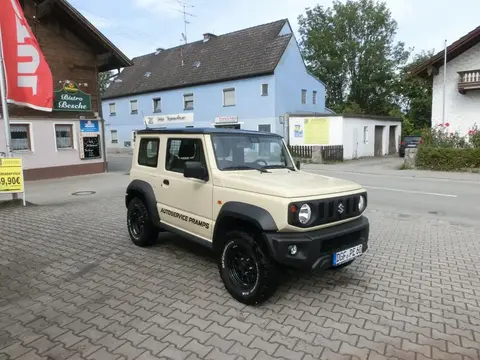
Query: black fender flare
xmin=215 ymin=201 xmax=278 ymax=235
xmin=125 ymin=180 xmax=160 ymax=226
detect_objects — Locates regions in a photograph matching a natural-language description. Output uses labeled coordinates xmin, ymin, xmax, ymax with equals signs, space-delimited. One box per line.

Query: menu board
xmin=82 ymin=135 xmax=101 ymax=159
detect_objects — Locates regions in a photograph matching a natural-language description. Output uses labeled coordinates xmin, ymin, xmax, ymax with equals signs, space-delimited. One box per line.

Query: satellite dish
xmin=193 ymin=61 xmax=201 ymax=68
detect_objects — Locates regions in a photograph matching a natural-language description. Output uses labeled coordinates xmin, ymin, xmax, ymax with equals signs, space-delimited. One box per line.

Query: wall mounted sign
xmin=80 ymin=120 xmax=99 ymax=132
xmin=144 ymin=113 xmax=194 ymax=125
xmin=78 ymin=119 xmax=101 ymax=160
xmin=53 ymin=81 xmax=92 ymax=112
xmin=215 ymin=116 xmax=238 ymax=124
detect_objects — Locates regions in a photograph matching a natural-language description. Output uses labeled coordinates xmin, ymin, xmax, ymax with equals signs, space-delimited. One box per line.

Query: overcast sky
xmin=67 ymin=0 xmax=479 ymax=60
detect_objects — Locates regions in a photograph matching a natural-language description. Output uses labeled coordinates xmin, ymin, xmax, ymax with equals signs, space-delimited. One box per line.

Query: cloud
xmin=133 ymin=0 xmax=185 ymax=18
xmin=78 ymin=9 xmax=116 ymax=29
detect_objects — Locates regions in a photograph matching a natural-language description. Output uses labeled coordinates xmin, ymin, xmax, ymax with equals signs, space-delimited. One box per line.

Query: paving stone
xmin=1 ymin=182 xmax=480 ymax=360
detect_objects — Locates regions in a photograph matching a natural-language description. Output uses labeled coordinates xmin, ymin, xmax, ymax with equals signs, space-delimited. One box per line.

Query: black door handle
xmin=163 ymin=179 xmax=169 ymax=185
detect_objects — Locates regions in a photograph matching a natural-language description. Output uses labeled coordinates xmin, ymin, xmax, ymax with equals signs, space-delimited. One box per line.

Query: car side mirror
xmin=184 ymin=161 xmax=208 ymax=181
xmin=295 ymin=160 xmax=301 ymax=170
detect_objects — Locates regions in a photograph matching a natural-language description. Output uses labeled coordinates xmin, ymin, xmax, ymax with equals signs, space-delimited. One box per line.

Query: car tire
xmin=331 ymin=259 xmax=355 ymax=269
xmin=219 ymin=230 xmax=278 ymax=305
xmin=127 ymin=197 xmax=158 ymax=247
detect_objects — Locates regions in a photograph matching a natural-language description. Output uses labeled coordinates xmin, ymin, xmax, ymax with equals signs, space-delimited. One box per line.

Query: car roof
xmin=136 ymin=127 xmax=282 ymax=137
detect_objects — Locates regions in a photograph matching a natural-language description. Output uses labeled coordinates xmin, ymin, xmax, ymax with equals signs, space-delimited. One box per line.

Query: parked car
xmin=125 ymin=127 xmax=370 ymax=305
xmin=399 ymin=135 xmax=422 ymax=157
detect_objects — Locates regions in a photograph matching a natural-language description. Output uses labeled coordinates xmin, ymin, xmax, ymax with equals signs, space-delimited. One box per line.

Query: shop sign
xmin=215 ymin=116 xmax=238 ymax=124
xmin=0 ymin=158 xmax=24 ymax=194
xmin=144 ymin=113 xmax=194 ymax=125
xmin=53 ymin=81 xmax=92 ymax=112
xmin=80 ymin=120 xmax=99 ymax=133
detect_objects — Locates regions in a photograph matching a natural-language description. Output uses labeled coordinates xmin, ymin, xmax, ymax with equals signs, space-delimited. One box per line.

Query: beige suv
xmin=125 ymin=127 xmax=369 ymax=305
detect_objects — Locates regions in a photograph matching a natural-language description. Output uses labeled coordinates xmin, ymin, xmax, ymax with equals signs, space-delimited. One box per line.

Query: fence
xmin=288 ymin=145 xmax=344 ymax=163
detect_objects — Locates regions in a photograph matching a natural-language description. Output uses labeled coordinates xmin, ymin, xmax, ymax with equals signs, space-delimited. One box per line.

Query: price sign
xmin=0 ymin=158 xmax=24 ymax=193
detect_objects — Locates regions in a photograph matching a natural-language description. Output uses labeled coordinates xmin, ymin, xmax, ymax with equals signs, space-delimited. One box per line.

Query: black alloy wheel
xmin=218 ymin=230 xmax=278 ymax=305
xmin=226 ymin=243 xmax=259 ymax=290
xmin=127 ymin=197 xmax=158 ymax=247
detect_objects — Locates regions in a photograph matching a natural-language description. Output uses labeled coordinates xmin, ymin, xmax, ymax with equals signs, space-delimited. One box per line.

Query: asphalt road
xmin=305 ymin=167 xmax=480 ymax=228
xmin=108 ymin=154 xmax=480 ymax=228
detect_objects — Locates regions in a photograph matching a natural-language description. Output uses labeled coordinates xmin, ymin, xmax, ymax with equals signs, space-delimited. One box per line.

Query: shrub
xmin=420 ymin=122 xmax=469 ymax=149
xmin=416 ymin=147 xmax=480 ymax=171
xmin=468 ymin=123 xmax=480 ymax=148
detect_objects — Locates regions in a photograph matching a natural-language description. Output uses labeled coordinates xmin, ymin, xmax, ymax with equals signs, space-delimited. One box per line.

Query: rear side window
xmin=138 ymin=138 xmax=160 ymax=167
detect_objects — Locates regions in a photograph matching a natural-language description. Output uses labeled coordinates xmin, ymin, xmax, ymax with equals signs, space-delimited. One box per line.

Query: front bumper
xmin=263 ymin=215 xmax=369 ymax=271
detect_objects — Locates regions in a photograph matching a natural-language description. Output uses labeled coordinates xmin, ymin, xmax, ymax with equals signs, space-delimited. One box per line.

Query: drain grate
xmin=71 ymin=191 xmax=96 ymax=196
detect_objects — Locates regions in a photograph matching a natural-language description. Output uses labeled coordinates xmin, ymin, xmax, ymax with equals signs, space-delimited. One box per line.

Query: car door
xmin=156 ymin=135 xmax=213 ymax=241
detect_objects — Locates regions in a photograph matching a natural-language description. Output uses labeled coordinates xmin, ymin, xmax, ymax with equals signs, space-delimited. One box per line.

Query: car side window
xmin=165 ymin=138 xmax=206 ymax=173
xmin=138 ymin=138 xmax=160 ymax=167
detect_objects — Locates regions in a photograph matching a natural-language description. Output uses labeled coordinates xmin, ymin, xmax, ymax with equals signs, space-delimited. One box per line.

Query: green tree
xmin=393 ymin=50 xmax=434 ymax=130
xmin=98 ymin=70 xmax=114 ymax=96
xmin=298 ymin=0 xmax=410 ymax=115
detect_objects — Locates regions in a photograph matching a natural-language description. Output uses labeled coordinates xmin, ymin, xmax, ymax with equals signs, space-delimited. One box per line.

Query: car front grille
xmin=288 ymin=192 xmax=367 ymax=228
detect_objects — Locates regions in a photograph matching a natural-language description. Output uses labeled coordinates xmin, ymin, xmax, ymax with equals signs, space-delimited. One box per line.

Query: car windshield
xmin=405 ymin=136 xmax=421 ymax=143
xmin=211 ymin=134 xmax=295 ymax=171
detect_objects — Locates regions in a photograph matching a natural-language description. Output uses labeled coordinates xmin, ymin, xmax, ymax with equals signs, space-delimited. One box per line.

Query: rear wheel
xmin=127 ymin=197 xmax=158 ymax=247
xmin=219 ymin=230 xmax=278 ymax=305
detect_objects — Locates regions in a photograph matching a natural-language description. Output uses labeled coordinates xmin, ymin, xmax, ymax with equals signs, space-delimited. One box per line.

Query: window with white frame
xmin=130 ymin=100 xmax=138 ymax=114
xmin=153 ymin=98 xmax=161 ymax=113
xmin=10 ymin=124 xmax=31 ymax=151
xmin=261 ymin=83 xmax=268 ymax=96
xmin=301 ymin=89 xmax=307 ymax=104
xmin=183 ymin=93 xmax=194 ymax=110
xmin=111 ymin=130 xmax=118 ymax=144
xmin=55 ymin=124 xmax=73 ymax=149
xmin=312 ymin=91 xmax=317 ymax=105
xmin=363 ymin=126 xmax=369 ymax=144
xmin=223 ymin=88 xmax=235 ymax=106
xmin=109 ymin=103 xmax=116 ymax=116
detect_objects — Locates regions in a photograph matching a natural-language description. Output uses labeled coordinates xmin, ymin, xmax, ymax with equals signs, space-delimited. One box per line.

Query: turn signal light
xmin=289 ymin=205 xmax=297 ymax=213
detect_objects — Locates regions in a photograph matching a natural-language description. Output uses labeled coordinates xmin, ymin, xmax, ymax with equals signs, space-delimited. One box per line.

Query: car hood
xmin=219 ymin=170 xmax=363 ymax=198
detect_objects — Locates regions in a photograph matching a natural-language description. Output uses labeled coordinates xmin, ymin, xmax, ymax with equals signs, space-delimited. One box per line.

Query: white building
xmin=287 ymin=114 xmax=402 ymax=160
xmin=411 ymin=25 xmax=480 ymax=136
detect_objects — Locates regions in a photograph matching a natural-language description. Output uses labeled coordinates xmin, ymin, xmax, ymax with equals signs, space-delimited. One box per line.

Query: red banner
xmin=0 ymin=0 xmax=53 ymax=111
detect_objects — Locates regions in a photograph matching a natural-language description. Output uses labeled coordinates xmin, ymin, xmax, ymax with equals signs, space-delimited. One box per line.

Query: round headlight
xmin=358 ymin=195 xmax=365 ymax=212
xmin=298 ymin=204 xmax=311 ymax=224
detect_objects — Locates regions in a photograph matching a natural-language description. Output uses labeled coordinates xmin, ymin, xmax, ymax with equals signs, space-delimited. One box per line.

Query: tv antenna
xmin=171 ymin=0 xmax=196 ymax=44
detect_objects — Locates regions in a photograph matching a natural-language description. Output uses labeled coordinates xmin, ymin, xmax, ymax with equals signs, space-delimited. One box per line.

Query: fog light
xmin=288 ymin=245 xmax=298 ymax=255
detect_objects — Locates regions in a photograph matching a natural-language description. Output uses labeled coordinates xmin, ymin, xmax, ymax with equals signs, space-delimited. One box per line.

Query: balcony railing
xmin=458 ymin=70 xmax=480 ymax=94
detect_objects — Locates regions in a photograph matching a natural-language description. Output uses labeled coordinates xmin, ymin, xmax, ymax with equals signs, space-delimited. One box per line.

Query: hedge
xmin=416 ymin=146 xmax=480 ymax=171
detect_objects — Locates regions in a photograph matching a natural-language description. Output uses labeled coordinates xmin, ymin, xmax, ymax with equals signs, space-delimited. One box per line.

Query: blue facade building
xmin=101 ymin=19 xmax=326 ymax=149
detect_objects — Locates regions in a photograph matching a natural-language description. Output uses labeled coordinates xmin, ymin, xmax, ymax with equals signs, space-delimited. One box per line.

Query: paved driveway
xmin=1 ymin=181 xmax=480 ymax=359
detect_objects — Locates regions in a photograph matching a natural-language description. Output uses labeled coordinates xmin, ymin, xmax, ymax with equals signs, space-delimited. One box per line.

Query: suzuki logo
xmin=338 ymin=203 xmax=345 ymax=214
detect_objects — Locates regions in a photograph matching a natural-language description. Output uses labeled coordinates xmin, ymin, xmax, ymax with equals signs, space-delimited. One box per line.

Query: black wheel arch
xmin=126 ymin=180 xmax=160 ymax=226
xmin=213 ymin=202 xmax=277 ymax=253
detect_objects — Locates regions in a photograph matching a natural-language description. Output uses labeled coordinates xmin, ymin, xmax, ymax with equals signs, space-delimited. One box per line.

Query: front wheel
xmin=219 ymin=231 xmax=278 ymax=305
xmin=127 ymin=197 xmax=158 ymax=247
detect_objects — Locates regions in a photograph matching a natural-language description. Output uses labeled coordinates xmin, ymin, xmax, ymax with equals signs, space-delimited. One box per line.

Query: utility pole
xmin=172 ymin=1 xmax=196 ymax=44
xmin=442 ymin=39 xmax=447 ymax=125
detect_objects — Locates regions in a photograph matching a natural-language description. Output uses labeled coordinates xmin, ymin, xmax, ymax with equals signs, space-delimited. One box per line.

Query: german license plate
xmin=333 ymin=244 xmax=363 ymax=266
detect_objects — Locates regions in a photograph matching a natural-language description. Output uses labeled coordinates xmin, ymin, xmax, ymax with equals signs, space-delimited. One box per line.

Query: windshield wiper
xmin=222 ymin=165 xmax=270 ymax=173
xmin=262 ymin=165 xmax=295 ymax=170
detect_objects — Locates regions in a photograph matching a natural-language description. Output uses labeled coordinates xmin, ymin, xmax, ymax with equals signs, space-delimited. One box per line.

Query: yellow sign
xmin=304 ymin=117 xmax=330 ymax=145
xmin=0 ymin=158 xmax=24 ymax=193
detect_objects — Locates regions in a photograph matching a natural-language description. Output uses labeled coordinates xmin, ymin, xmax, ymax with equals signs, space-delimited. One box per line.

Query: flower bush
xmin=468 ymin=123 xmax=480 ymax=148
xmin=420 ymin=122 xmax=468 ymax=149
xmin=416 ymin=122 xmax=480 ymax=171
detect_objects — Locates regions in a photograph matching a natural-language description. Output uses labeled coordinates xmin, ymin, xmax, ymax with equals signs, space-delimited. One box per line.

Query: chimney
xmin=203 ymin=33 xmax=216 ymax=42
